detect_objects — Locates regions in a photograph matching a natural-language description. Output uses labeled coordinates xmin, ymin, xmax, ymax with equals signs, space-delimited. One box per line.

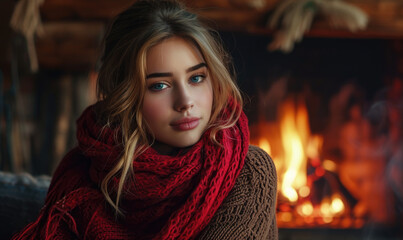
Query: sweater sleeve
xmin=197 ymin=145 xmax=278 ymax=240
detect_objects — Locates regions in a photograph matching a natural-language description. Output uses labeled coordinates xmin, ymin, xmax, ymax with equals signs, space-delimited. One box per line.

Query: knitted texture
xmin=12 ymin=101 xmax=250 ymax=240
xmin=197 ymin=145 xmax=278 ymax=240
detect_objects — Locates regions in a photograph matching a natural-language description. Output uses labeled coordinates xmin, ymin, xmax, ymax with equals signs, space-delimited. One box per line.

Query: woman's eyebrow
xmin=146 ymin=62 xmax=207 ymax=79
xmin=146 ymin=72 xmax=173 ymax=79
xmin=186 ymin=62 xmax=207 ymax=73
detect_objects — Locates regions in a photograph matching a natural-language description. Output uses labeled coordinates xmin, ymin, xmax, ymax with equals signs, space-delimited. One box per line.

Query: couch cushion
xmin=0 ymin=171 xmax=50 ymax=239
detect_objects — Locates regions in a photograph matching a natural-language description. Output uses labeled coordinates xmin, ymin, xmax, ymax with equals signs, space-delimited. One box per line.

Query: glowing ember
xmin=320 ymin=198 xmax=332 ymax=217
xmin=331 ymin=195 xmax=345 ymax=214
xmin=298 ymin=201 xmax=314 ymax=216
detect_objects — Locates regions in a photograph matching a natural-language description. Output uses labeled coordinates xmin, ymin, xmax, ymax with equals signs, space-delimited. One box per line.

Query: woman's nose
xmin=174 ymin=85 xmax=194 ymax=112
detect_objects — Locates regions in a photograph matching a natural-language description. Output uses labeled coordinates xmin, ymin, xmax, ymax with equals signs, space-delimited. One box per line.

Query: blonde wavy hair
xmin=96 ymin=0 xmax=243 ymax=214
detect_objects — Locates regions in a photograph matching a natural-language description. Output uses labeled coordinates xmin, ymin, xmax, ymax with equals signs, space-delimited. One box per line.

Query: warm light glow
xmin=279 ymin=212 xmax=293 ymax=222
xmin=315 ymin=167 xmax=326 ymax=177
xmin=306 ymin=135 xmax=323 ymax=159
xmin=323 ymin=216 xmax=333 ymax=223
xmin=331 ymin=196 xmax=345 ymax=214
xmin=282 ymin=185 xmax=298 ymax=202
xmin=300 ymin=201 xmax=314 ymax=216
xmin=279 ymin=99 xmax=308 ymax=202
xmin=323 ymin=159 xmax=337 ymax=172
xmin=261 ymin=97 xmax=349 ymax=226
xmin=298 ymin=186 xmax=310 ymax=198
xmin=296 ymin=101 xmax=310 ymax=144
xmin=320 ymin=200 xmax=332 ymax=216
xmin=259 ymin=138 xmax=272 ymax=155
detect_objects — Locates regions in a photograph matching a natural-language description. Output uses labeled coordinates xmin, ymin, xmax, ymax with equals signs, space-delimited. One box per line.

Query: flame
xmin=257 ymin=96 xmax=349 ymax=226
xmin=258 ymin=138 xmax=271 ymax=155
xmin=306 ymin=135 xmax=323 ymax=159
xmin=279 ymin=99 xmax=308 ymax=202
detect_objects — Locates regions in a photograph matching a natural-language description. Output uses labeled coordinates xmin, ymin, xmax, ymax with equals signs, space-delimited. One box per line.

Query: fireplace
xmin=220 ymin=31 xmax=403 ymax=239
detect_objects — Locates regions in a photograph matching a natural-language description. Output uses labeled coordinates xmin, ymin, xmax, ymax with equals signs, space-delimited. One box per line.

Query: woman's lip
xmin=170 ymin=118 xmax=200 ymax=131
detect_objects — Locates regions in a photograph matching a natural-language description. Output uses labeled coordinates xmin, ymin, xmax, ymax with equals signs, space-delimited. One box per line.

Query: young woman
xmin=13 ymin=0 xmax=278 ymax=239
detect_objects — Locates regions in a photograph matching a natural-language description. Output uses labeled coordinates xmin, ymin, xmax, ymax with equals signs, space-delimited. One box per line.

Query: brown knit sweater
xmin=197 ymin=145 xmax=278 ymax=240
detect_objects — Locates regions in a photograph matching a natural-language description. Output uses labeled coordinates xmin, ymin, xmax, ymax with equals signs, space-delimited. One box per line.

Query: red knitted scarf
xmin=13 ymin=102 xmax=249 ymax=240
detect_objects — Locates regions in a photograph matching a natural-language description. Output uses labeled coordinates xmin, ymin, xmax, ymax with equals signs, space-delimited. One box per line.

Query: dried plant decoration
xmin=267 ymin=0 xmax=369 ymax=52
xmin=10 ymin=0 xmax=44 ymax=73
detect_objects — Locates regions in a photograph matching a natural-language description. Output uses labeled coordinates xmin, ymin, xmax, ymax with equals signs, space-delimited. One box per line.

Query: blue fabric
xmin=0 ymin=171 xmax=50 ymax=239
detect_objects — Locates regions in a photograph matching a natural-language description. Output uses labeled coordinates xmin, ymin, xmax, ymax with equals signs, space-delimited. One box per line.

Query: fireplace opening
xmin=220 ymin=32 xmax=403 ymax=239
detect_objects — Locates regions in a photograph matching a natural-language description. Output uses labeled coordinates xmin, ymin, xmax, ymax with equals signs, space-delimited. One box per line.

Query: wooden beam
xmin=39 ymin=0 xmax=277 ymax=22
xmin=249 ymin=20 xmax=403 ymax=40
xmin=26 ymin=0 xmax=403 ymax=71
xmin=198 ymin=9 xmax=262 ymax=31
xmin=36 ymin=22 xmax=104 ymax=71
xmin=40 ymin=0 xmax=135 ymax=21
xmin=39 ymin=0 xmax=403 ymax=39
xmin=0 ymin=0 xmax=15 ymax=69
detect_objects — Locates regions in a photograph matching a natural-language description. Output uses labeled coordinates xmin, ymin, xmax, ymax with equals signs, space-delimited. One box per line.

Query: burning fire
xmin=254 ymin=97 xmax=353 ymax=227
xmin=279 ymin=99 xmax=308 ymax=202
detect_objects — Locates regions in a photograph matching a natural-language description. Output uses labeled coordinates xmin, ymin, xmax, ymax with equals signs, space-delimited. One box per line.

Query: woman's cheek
xmin=198 ymin=82 xmax=213 ymax=113
xmin=143 ymin=96 xmax=165 ymax=122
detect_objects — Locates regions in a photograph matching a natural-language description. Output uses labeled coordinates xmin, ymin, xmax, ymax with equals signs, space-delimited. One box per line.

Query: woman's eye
xmin=149 ymin=83 xmax=168 ymax=91
xmin=190 ymin=75 xmax=205 ymax=84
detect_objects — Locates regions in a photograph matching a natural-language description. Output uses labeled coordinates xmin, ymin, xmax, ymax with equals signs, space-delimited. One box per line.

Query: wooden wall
xmin=34 ymin=0 xmax=403 ymax=71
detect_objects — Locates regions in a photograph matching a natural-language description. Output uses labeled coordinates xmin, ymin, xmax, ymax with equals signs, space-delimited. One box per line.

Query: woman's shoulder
xmin=243 ymin=145 xmax=277 ymax=184
xmin=222 ymin=144 xmax=277 ymax=207
xmin=197 ymin=145 xmax=278 ymax=239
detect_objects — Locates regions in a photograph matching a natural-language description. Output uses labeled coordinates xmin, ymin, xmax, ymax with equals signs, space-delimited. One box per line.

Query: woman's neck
xmin=152 ymin=141 xmax=182 ymax=156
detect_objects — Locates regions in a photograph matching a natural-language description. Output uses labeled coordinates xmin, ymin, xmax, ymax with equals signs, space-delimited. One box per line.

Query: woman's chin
xmin=152 ymin=137 xmax=201 ymax=155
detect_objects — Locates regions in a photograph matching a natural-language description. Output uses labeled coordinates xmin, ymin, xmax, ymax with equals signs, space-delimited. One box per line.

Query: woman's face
xmin=143 ymin=37 xmax=213 ymax=155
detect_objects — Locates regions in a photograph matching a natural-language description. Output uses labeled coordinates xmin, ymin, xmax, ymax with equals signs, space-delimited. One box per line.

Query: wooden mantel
xmin=39 ymin=0 xmax=403 ymax=36
xmin=34 ymin=0 xmax=403 ymax=70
